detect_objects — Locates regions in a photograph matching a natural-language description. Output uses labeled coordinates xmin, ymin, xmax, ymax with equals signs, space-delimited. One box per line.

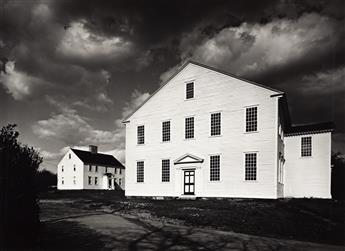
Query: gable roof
xmin=285 ymin=122 xmax=335 ymax=136
xmin=71 ymin=149 xmax=124 ymax=168
xmin=174 ymin=153 xmax=204 ymax=165
xmin=123 ymin=60 xmax=283 ymax=122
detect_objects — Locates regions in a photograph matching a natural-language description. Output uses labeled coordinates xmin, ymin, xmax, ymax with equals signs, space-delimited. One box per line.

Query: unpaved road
xmin=40 ymin=200 xmax=343 ymax=251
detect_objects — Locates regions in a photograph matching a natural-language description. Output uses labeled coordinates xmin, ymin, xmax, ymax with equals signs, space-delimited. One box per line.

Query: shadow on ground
xmin=36 ymin=221 xmax=105 ymax=251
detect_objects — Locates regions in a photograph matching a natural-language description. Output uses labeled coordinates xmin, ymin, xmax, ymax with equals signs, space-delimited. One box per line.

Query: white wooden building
xmin=123 ymin=61 xmax=334 ymax=199
xmin=57 ymin=145 xmax=125 ymax=190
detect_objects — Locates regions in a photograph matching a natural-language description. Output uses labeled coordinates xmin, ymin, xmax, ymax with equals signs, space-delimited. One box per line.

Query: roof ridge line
xmin=122 ymin=60 xmax=283 ymax=122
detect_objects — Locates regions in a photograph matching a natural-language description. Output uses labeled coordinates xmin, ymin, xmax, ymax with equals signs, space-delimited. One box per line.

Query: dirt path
xmin=58 ymin=212 xmax=343 ymax=251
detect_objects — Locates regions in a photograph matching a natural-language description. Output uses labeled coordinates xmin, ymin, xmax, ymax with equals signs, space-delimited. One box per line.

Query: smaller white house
xmin=57 ymin=145 xmax=125 ymax=190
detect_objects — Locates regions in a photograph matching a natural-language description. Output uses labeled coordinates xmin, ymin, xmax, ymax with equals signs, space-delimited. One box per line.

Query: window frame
xmin=89 ymin=165 xmax=92 ymax=172
xmin=95 ymin=177 xmax=98 ymax=185
xmin=161 ymin=159 xmax=170 ymax=182
xmin=244 ymin=152 xmax=258 ymax=181
xmin=245 ymin=106 xmax=258 ymax=133
xmin=210 ymin=112 xmax=222 ymax=136
xmin=137 ymin=125 xmax=145 ymax=145
xmin=73 ymin=164 xmax=76 ymax=172
xmin=210 ymin=155 xmax=221 ymax=181
xmin=301 ymin=136 xmax=312 ymax=157
xmin=137 ymin=161 xmax=144 ymax=183
xmin=185 ymin=116 xmax=195 ymax=139
xmin=185 ymin=82 xmax=194 ymax=100
xmin=88 ymin=176 xmax=92 ymax=185
xmin=162 ymin=120 xmax=171 ymax=142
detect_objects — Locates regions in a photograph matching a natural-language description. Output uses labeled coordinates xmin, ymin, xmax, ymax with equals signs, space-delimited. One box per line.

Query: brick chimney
xmin=89 ymin=145 xmax=98 ymax=154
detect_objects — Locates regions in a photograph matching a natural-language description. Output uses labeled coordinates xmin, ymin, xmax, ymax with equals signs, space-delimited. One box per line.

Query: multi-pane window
xmin=73 ymin=164 xmax=76 ymax=171
xmin=95 ymin=166 xmax=98 ymax=172
xmin=69 ymin=153 xmax=71 ymax=159
xmin=120 ymin=168 xmax=122 ymax=174
xmin=95 ymin=177 xmax=98 ymax=185
xmin=186 ymin=82 xmax=194 ymax=99
xmin=301 ymin=136 xmax=312 ymax=157
xmin=246 ymin=107 xmax=258 ymax=132
xmin=210 ymin=155 xmax=220 ymax=181
xmin=137 ymin=161 xmax=144 ymax=182
xmin=162 ymin=159 xmax=170 ymax=182
xmin=245 ymin=153 xmax=257 ymax=181
xmin=162 ymin=121 xmax=171 ymax=142
xmin=62 ymin=165 xmax=64 ymax=172
xmin=89 ymin=165 xmax=92 ymax=172
xmin=88 ymin=176 xmax=92 ymax=185
xmin=211 ymin=113 xmax=221 ymax=136
xmin=185 ymin=117 xmax=194 ymax=139
xmin=137 ymin=125 xmax=145 ymax=144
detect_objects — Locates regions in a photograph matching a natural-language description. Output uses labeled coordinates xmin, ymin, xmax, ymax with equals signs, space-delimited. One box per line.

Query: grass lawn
xmin=39 ymin=190 xmax=345 ymax=246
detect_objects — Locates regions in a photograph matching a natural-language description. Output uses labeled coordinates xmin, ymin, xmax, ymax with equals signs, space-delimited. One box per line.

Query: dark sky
xmin=0 ymin=0 xmax=344 ymax=172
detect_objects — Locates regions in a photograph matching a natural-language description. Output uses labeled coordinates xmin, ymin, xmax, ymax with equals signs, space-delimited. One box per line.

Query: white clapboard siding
xmin=284 ymin=132 xmax=331 ymax=198
xmin=125 ymin=63 xmax=281 ymax=198
xmin=57 ymin=149 xmax=84 ymax=190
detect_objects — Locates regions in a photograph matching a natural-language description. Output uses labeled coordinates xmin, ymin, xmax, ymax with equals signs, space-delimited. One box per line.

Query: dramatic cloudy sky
xmin=1 ymin=0 xmax=344 ymax=173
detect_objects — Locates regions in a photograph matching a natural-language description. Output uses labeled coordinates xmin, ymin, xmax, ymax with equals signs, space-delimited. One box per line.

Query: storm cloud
xmin=0 ymin=0 xmax=344 ymax=172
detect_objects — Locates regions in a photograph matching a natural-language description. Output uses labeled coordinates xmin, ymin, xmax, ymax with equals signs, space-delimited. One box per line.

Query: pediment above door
xmin=174 ymin=153 xmax=204 ymax=165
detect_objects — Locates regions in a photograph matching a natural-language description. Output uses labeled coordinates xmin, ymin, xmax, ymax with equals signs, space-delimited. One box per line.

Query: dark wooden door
xmin=184 ymin=170 xmax=195 ymax=195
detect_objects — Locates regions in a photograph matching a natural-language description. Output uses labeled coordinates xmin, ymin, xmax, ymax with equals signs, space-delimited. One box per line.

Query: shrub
xmin=0 ymin=124 xmax=42 ymax=249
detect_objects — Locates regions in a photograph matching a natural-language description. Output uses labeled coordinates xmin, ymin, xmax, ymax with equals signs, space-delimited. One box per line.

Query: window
xmin=95 ymin=166 xmax=98 ymax=172
xmin=186 ymin=82 xmax=194 ymax=99
xmin=210 ymin=155 xmax=220 ymax=181
xmin=120 ymin=168 xmax=122 ymax=174
xmin=245 ymin=153 xmax=257 ymax=181
xmin=162 ymin=121 xmax=171 ymax=142
xmin=89 ymin=165 xmax=92 ymax=172
xmin=95 ymin=177 xmax=98 ymax=185
xmin=137 ymin=161 xmax=144 ymax=182
xmin=105 ymin=167 xmax=108 ymax=173
xmin=88 ymin=176 xmax=92 ymax=185
xmin=73 ymin=164 xmax=76 ymax=171
xmin=115 ymin=168 xmax=117 ymax=174
xmin=119 ymin=178 xmax=122 ymax=186
xmin=69 ymin=153 xmax=71 ymax=159
xmin=185 ymin=117 xmax=194 ymax=139
xmin=301 ymin=136 xmax=312 ymax=157
xmin=137 ymin=125 xmax=145 ymax=144
xmin=211 ymin=113 xmax=221 ymax=136
xmin=61 ymin=177 xmax=64 ymax=185
xmin=162 ymin=159 xmax=170 ymax=182
xmin=73 ymin=176 xmax=76 ymax=185
xmin=115 ymin=178 xmax=117 ymax=183
xmin=62 ymin=165 xmax=64 ymax=172
xmin=246 ymin=107 xmax=258 ymax=132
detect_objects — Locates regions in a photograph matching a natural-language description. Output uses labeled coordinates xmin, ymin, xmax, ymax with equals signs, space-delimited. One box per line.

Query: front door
xmin=184 ymin=170 xmax=195 ymax=195
xmin=108 ymin=178 xmax=112 ymax=189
